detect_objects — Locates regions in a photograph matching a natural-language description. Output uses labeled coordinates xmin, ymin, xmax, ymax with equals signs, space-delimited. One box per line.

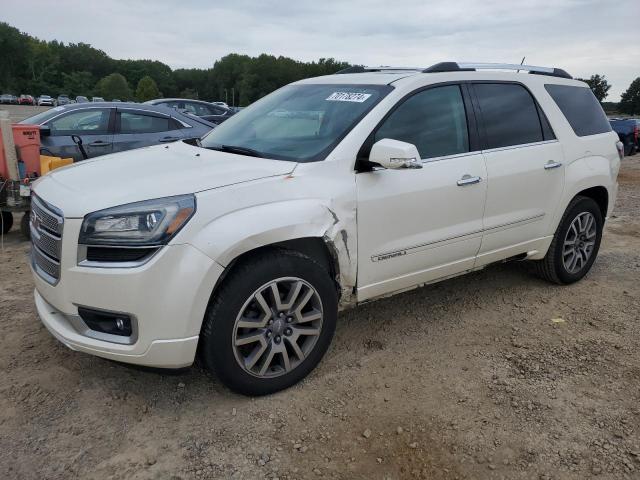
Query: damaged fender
xmin=189 ymin=199 xmax=357 ymax=306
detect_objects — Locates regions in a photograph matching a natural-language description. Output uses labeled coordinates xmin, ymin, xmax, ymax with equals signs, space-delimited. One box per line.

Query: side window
xmin=119 ymin=112 xmax=172 ymax=134
xmin=183 ymin=102 xmax=225 ymax=116
xmin=163 ymin=101 xmax=182 ymax=110
xmin=374 ymin=85 xmax=469 ymax=159
xmin=474 ymin=83 xmax=543 ymax=149
xmin=544 ymin=84 xmax=611 ymax=137
xmin=48 ymin=109 xmax=111 ymax=135
xmin=210 ymin=105 xmax=227 ymax=115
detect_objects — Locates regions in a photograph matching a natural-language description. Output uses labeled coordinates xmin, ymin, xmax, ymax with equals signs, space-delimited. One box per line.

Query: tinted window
xmin=182 ymin=102 xmax=219 ymax=116
xmin=474 ymin=83 xmax=543 ymax=149
xmin=538 ymin=105 xmax=556 ymax=141
xmin=544 ymin=84 xmax=611 ymax=137
xmin=375 ymin=85 xmax=469 ymax=159
xmin=162 ymin=101 xmax=182 ymax=109
xmin=48 ymin=109 xmax=111 ymax=135
xmin=119 ymin=112 xmax=172 ymax=133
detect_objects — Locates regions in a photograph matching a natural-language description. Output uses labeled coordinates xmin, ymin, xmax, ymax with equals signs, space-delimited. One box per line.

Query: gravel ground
xmin=1 ymin=104 xmax=50 ymax=123
xmin=1 ymin=103 xmax=639 ymax=479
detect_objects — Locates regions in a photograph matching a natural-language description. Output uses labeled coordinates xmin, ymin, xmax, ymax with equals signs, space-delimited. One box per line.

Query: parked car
xmin=76 ymin=96 xmax=89 ymax=103
xmin=19 ymin=94 xmax=35 ymax=105
xmin=20 ymin=102 xmax=215 ymax=162
xmin=212 ymin=101 xmax=229 ymax=108
xmin=0 ymin=93 xmax=14 ymax=104
xmin=37 ymin=95 xmax=55 ymax=106
xmin=112 ymin=99 xmax=122 ymax=102
xmin=91 ymin=97 xmax=105 ymax=102
xmin=30 ymin=62 xmax=621 ymax=396
xmin=144 ymin=98 xmax=235 ymax=124
xmin=609 ymin=118 xmax=638 ymax=156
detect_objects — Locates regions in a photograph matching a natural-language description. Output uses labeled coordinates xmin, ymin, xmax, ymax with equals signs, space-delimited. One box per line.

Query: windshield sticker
xmin=326 ymin=92 xmax=372 ymax=103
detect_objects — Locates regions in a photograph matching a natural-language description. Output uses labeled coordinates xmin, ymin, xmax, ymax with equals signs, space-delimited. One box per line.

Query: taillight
xmin=616 ymin=141 xmax=624 ymax=160
xmin=634 ymin=126 xmax=638 ymax=142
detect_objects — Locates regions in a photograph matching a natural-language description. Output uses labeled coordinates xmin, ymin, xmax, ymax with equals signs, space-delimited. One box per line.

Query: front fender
xmin=189 ymin=199 xmax=356 ymax=293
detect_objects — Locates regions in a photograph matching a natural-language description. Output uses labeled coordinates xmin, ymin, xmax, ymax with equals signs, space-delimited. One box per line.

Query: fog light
xmin=78 ymin=307 xmax=133 ymax=337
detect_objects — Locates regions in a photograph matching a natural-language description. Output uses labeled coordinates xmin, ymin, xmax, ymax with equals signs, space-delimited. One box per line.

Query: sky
xmin=3 ymin=0 xmax=639 ymax=100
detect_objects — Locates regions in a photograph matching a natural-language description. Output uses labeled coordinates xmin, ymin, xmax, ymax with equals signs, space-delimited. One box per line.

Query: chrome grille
xmin=31 ymin=195 xmax=64 ymax=284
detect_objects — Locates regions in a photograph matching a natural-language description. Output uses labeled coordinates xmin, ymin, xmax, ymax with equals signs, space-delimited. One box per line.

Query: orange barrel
xmin=12 ymin=124 xmax=41 ymax=177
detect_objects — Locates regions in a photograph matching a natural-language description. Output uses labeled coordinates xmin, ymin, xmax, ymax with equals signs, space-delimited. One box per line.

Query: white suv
xmin=30 ymin=62 xmax=621 ymax=395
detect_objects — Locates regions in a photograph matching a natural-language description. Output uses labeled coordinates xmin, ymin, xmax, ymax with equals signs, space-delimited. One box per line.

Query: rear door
xmin=42 ymin=107 xmax=114 ymax=161
xmin=112 ymin=108 xmax=186 ymax=153
xmin=470 ymin=82 xmax=564 ymax=266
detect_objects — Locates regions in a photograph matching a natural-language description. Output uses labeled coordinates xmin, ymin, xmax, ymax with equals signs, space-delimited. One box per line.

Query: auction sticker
xmin=326 ymin=92 xmax=372 ymax=102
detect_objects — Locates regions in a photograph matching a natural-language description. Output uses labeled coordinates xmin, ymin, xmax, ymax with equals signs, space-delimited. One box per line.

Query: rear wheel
xmin=1 ymin=211 xmax=13 ymax=234
xmin=200 ymin=250 xmax=338 ymax=396
xmin=534 ymin=196 xmax=603 ymax=284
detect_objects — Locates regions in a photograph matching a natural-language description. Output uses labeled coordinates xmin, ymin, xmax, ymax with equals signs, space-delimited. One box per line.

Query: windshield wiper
xmin=206 ymin=144 xmax=263 ymax=158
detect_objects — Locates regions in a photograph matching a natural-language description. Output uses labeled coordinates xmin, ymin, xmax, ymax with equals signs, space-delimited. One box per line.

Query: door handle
xmin=544 ymin=161 xmax=563 ymax=170
xmin=88 ymin=141 xmax=111 ymax=147
xmin=159 ymin=136 xmax=180 ymax=143
xmin=457 ymin=175 xmax=482 ymax=186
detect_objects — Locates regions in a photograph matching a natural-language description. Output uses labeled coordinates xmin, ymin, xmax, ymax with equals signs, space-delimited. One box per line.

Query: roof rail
xmin=336 ymin=66 xmax=425 ymax=74
xmin=422 ymin=62 xmax=573 ymax=79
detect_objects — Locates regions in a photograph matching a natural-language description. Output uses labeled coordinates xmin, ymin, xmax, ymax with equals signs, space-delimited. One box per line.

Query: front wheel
xmin=200 ymin=250 xmax=338 ymax=396
xmin=534 ymin=196 xmax=603 ymax=284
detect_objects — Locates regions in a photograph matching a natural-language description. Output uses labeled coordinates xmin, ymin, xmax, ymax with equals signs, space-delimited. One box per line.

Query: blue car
xmin=609 ymin=118 xmax=638 ymax=156
xmin=20 ymin=102 xmax=216 ymax=162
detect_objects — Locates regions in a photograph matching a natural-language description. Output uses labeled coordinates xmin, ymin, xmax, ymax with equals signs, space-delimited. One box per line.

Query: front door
xmin=42 ymin=108 xmax=114 ymax=161
xmin=356 ymin=84 xmax=487 ymax=301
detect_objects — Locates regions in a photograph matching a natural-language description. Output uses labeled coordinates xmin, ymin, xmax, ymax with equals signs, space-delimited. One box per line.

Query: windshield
xmin=200 ymin=83 xmax=392 ymax=162
xmin=19 ymin=106 xmax=67 ymax=125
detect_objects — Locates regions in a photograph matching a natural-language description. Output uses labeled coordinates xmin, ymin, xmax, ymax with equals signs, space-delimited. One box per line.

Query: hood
xmin=33 ymin=141 xmax=296 ymax=217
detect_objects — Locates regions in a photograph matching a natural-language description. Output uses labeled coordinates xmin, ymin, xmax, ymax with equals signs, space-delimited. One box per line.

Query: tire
xmin=20 ymin=212 xmax=31 ymax=240
xmin=1 ymin=211 xmax=14 ymax=234
xmin=200 ymin=250 xmax=338 ymax=396
xmin=534 ymin=196 xmax=603 ymax=284
xmin=624 ymin=142 xmax=634 ymax=157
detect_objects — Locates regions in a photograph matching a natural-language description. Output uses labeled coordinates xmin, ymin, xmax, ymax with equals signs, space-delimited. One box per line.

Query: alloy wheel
xmin=232 ymin=277 xmax=323 ymax=378
xmin=562 ymin=212 xmax=597 ymax=274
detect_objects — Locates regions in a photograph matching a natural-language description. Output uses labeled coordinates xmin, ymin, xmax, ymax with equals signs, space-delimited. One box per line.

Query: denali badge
xmin=372 ymin=250 xmax=407 ymax=262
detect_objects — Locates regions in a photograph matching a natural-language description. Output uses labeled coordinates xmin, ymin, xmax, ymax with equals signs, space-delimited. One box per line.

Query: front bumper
xmin=33 ymin=223 xmax=225 ymax=368
xmin=36 ymin=289 xmax=200 ymax=367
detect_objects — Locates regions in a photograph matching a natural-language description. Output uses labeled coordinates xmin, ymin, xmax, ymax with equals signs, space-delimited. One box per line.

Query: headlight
xmin=79 ymin=194 xmax=196 ymax=246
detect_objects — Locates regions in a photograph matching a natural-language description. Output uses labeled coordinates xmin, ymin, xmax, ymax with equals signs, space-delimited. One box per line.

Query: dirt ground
xmin=1 ymin=104 xmax=639 ymax=479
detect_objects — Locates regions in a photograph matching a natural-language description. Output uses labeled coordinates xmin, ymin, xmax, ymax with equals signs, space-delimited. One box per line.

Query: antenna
xmin=518 ymin=57 xmax=525 ymax=73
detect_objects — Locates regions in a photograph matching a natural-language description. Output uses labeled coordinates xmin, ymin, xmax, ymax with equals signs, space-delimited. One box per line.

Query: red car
xmin=18 ymin=94 xmax=35 ymax=105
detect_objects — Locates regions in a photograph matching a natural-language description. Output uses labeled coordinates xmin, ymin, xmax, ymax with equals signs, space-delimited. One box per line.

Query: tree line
xmin=1 ymin=21 xmax=639 ymax=113
xmin=0 ymin=22 xmax=349 ymax=105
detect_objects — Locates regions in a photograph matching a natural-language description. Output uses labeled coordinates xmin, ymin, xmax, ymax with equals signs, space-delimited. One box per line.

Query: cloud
xmin=3 ymin=0 xmax=638 ymax=100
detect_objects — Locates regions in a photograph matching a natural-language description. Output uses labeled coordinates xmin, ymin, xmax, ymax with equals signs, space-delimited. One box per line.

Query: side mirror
xmin=369 ymin=138 xmax=422 ymax=169
xmin=39 ymin=125 xmax=51 ymax=137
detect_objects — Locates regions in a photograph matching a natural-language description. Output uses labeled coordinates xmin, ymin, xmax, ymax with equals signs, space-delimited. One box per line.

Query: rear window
xmin=544 ymin=84 xmax=611 ymax=137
